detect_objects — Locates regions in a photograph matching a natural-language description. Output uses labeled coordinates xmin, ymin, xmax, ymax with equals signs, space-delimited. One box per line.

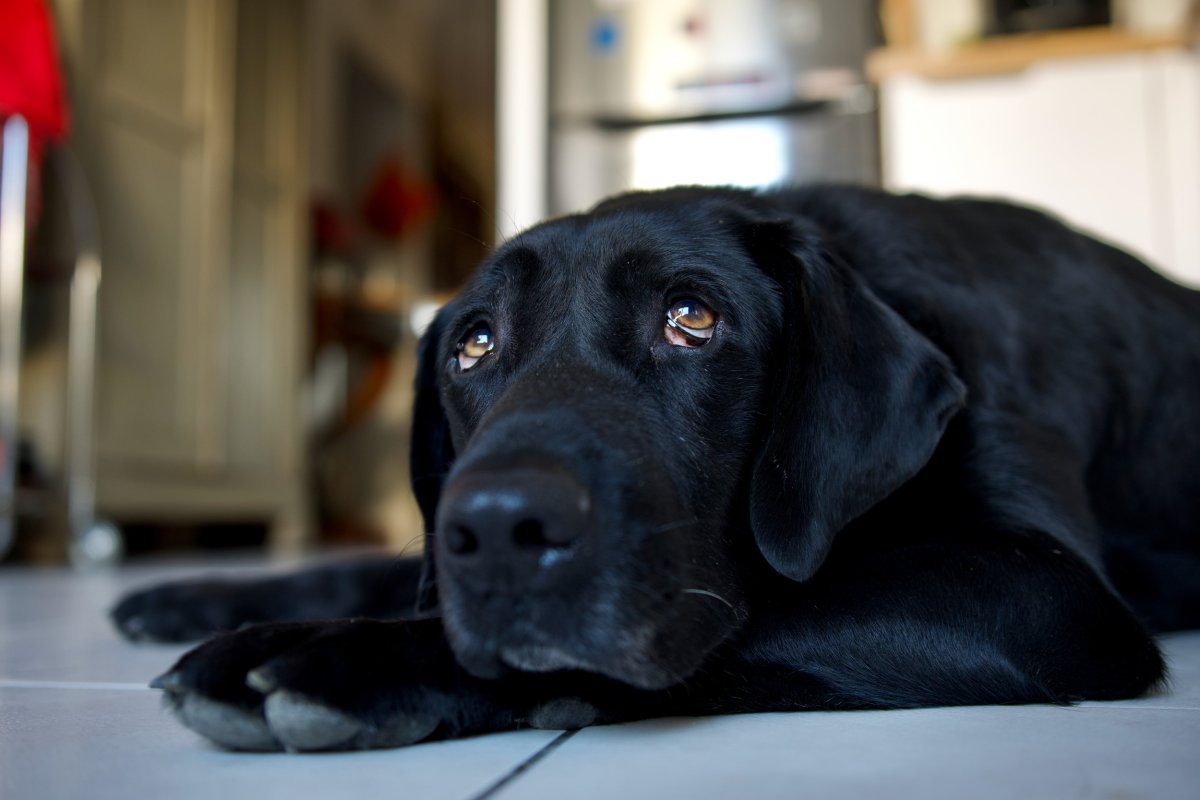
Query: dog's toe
xmin=263 ymin=690 xmax=364 ymax=751
xmin=170 ymin=692 xmax=280 ymax=752
xmin=260 ymin=690 xmax=440 ymax=751
xmin=527 ymin=697 xmax=599 ymax=730
xmin=117 ymin=614 xmax=149 ymax=640
xmin=363 ymin=709 xmax=441 ymax=749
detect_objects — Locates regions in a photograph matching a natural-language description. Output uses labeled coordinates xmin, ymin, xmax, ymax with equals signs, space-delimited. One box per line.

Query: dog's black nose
xmin=436 ymin=467 xmax=591 ymax=576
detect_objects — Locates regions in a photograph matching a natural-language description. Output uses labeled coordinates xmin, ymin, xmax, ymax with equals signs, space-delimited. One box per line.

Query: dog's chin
xmin=444 ymin=621 xmax=706 ymax=692
xmin=498 ymin=643 xmax=601 ymax=675
xmin=438 ymin=568 xmax=746 ymax=691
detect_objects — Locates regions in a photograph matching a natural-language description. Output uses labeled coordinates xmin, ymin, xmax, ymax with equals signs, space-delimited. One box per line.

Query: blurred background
xmin=0 ymin=0 xmax=1197 ymax=566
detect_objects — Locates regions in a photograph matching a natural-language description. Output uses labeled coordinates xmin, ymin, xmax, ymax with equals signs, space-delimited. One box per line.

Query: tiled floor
xmin=2 ymin=557 xmax=1199 ymax=800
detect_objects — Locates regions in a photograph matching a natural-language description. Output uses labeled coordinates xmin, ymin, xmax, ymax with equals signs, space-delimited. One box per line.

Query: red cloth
xmin=361 ymin=157 xmax=436 ymax=241
xmin=0 ymin=0 xmax=69 ymax=143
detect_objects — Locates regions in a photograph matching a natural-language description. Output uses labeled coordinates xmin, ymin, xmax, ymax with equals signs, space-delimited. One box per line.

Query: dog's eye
xmin=457 ymin=325 xmax=495 ymax=370
xmin=665 ymin=299 xmax=716 ymax=347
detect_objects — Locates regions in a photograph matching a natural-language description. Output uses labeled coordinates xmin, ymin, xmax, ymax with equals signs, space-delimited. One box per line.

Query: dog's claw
xmin=121 ymin=615 xmax=148 ymax=639
xmin=149 ymin=671 xmax=182 ymax=691
xmin=245 ymin=668 xmax=277 ymax=694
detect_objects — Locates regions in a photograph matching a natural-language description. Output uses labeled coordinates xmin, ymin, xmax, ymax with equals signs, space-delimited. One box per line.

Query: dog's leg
xmin=151 ymin=616 xmax=669 ymax=751
xmin=714 ymin=530 xmax=1167 ymax=712
xmin=148 ymin=534 xmax=1166 ymax=752
xmin=112 ymin=556 xmax=428 ymax=642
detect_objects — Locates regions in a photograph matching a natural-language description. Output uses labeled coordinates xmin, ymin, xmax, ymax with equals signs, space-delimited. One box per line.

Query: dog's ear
xmin=409 ymin=300 xmax=458 ymax=612
xmin=743 ymin=218 xmax=966 ymax=582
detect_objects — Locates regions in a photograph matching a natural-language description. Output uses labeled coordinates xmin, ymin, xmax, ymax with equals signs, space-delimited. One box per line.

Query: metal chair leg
xmin=0 ymin=116 xmax=30 ymax=560
xmin=57 ymin=146 xmax=120 ymax=567
xmin=66 ymin=247 xmax=121 ymax=566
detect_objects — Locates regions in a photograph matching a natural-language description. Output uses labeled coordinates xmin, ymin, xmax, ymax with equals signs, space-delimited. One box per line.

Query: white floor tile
xmin=497 ymin=705 xmax=1200 ymax=800
xmin=0 ymin=560 xmax=316 ymax=683
xmin=498 ymin=633 xmax=1200 ymax=799
xmin=1 ymin=559 xmax=1197 ymax=800
xmin=0 ymin=686 xmax=558 ymax=800
xmin=0 ymin=566 xmax=202 ymax=683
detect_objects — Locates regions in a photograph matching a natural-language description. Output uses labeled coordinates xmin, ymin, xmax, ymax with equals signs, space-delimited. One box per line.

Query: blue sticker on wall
xmin=589 ymin=17 xmax=620 ymax=55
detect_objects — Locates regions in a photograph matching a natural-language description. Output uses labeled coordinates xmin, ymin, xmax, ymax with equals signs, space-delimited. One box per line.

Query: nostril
xmin=513 ymin=519 xmax=549 ymax=549
xmin=446 ymin=525 xmax=479 ymax=555
xmin=438 ymin=468 xmax=589 ymax=563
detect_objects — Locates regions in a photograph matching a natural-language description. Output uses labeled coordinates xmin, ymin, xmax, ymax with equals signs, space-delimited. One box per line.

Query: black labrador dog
xmin=113 ymin=185 xmax=1200 ymax=752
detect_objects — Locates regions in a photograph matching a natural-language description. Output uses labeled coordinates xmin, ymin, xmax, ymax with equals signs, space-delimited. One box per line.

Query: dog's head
xmin=410 ymin=188 xmax=964 ymax=690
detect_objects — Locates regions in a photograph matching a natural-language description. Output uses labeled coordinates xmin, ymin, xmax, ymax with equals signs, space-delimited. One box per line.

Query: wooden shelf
xmin=868 ymin=26 xmax=1194 ymax=82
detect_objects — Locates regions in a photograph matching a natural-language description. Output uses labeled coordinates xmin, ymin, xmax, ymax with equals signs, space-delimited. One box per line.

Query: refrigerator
xmin=549 ymin=0 xmax=881 ymax=215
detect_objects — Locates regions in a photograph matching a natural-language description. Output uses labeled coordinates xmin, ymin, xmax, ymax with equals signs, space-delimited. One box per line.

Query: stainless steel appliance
xmin=549 ymin=0 xmax=880 ymax=214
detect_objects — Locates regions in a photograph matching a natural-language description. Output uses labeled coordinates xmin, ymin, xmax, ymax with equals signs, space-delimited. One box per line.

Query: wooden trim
xmin=879 ymin=0 xmax=918 ymax=49
xmin=193 ymin=0 xmax=237 ymax=468
xmin=868 ymin=26 xmax=1194 ymax=83
xmin=97 ymin=474 xmax=291 ymax=519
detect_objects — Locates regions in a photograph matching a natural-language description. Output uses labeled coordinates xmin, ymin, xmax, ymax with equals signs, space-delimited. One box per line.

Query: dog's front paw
xmin=152 ymin=619 xmax=460 ymax=751
xmin=111 ymin=578 xmax=250 ymax=642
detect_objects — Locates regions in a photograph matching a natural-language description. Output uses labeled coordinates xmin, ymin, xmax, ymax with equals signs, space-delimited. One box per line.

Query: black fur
xmin=113 ymin=186 xmax=1199 ymax=751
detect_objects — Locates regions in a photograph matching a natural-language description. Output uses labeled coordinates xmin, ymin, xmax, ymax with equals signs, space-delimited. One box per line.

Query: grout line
xmin=1073 ymin=704 xmax=1200 ymax=713
xmin=0 ymin=679 xmax=152 ymax=691
xmin=465 ymin=729 xmax=579 ymax=800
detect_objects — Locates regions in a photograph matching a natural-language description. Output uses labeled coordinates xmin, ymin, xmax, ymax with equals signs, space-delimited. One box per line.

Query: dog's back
xmin=779 ymin=186 xmax=1200 ymax=630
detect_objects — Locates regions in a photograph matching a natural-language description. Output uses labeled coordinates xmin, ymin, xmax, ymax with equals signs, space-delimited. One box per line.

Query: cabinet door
xmin=1157 ymin=50 xmax=1200 ymax=286
xmin=78 ymin=0 xmax=234 ymax=471
xmin=224 ymin=0 xmax=308 ymax=544
xmin=879 ymin=53 xmax=1174 ymax=275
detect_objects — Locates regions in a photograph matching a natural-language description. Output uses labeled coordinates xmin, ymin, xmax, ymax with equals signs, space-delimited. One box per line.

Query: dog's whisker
xmin=395 ymin=533 xmax=428 ymax=559
xmin=651 ymin=519 xmax=699 ymax=534
xmin=682 ymin=588 xmax=736 ymax=612
xmin=650 ymin=518 xmax=721 ymax=534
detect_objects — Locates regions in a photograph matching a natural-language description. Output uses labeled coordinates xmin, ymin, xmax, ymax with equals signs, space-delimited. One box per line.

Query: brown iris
xmin=457 ymin=325 xmax=495 ymax=370
xmin=665 ymin=299 xmax=717 ymax=347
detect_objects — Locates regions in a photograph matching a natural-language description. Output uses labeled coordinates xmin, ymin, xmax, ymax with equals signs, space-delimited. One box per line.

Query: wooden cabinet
xmin=57 ymin=0 xmax=308 ymax=545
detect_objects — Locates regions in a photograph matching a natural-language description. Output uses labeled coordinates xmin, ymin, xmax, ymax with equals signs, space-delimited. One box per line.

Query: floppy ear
xmin=409 ymin=300 xmax=458 ymax=612
xmin=744 ymin=219 xmax=966 ymax=583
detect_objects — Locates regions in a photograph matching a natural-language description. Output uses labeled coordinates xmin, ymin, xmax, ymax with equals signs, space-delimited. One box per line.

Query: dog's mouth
xmin=438 ymin=582 xmax=745 ymax=691
xmin=498 ymin=642 xmax=596 ymax=673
